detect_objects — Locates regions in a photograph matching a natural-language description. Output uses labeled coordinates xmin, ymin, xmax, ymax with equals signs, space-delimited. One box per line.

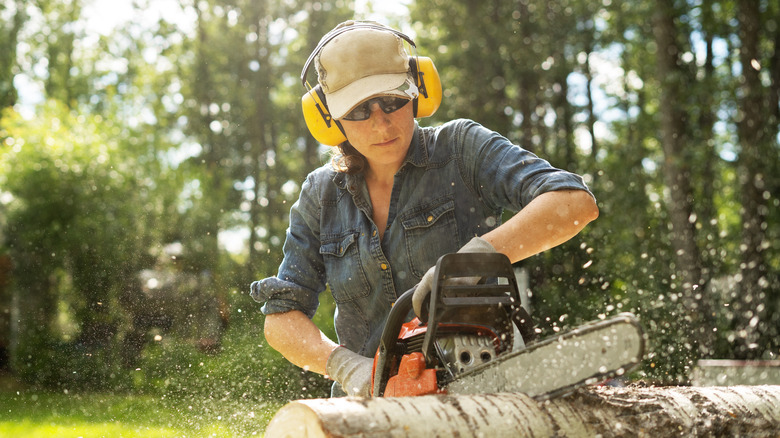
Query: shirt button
xmin=372 ymin=229 xmax=377 ymax=237
xmin=427 ymin=215 xmax=434 ymax=222
xmin=380 ymin=263 xmax=388 ymax=270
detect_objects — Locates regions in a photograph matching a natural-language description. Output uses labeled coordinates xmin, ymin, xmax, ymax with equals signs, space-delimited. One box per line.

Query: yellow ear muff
xmin=301 ymin=57 xmax=443 ymax=147
xmin=301 ymin=85 xmax=347 ymax=146
xmin=411 ymin=56 xmax=442 ymax=118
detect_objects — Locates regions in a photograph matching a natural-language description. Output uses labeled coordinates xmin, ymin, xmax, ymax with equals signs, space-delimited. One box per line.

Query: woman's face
xmin=339 ymin=99 xmax=415 ymax=175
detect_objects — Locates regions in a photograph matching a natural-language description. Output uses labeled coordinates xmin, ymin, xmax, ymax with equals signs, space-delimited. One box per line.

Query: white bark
xmin=264 ymin=385 xmax=780 ymax=437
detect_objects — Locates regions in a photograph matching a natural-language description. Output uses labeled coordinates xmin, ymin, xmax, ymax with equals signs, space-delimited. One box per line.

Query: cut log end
xmin=264 ymin=385 xmax=780 ymax=437
xmin=265 ymin=401 xmax=328 ymax=438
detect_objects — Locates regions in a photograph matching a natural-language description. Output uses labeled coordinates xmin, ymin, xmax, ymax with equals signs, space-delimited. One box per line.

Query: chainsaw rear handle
xmin=418 ymin=252 xmax=516 ymax=324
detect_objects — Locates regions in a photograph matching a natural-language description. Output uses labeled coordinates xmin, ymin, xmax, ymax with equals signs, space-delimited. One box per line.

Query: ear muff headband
xmin=300 ymin=23 xmax=418 ymax=88
xmin=300 ymin=23 xmax=442 ymax=146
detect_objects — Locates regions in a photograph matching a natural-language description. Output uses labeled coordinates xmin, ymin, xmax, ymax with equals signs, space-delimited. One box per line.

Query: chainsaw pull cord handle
xmin=372 ymin=286 xmax=416 ymax=397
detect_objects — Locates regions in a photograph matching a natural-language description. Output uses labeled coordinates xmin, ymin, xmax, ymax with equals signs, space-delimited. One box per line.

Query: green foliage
xmin=0 ymin=100 xmax=178 ymax=386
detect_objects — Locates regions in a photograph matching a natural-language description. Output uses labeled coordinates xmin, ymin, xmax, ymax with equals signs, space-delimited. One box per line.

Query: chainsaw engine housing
xmin=372 ymin=252 xmax=535 ymax=397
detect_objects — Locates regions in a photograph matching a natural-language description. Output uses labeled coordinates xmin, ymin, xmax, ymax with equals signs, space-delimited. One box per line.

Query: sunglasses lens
xmin=343 ymin=102 xmax=371 ymax=121
xmin=342 ymin=97 xmax=410 ymax=121
xmin=379 ymin=97 xmax=409 ymax=113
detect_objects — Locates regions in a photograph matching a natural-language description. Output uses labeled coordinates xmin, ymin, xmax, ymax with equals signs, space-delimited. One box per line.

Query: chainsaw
xmin=371 ymin=252 xmax=646 ymax=399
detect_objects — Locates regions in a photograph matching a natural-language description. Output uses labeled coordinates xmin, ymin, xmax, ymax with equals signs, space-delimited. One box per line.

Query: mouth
xmin=373 ymin=137 xmax=398 ymax=147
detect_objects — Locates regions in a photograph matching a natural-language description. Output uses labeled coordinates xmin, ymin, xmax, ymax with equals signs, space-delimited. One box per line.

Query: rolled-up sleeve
xmin=249 ymin=173 xmax=326 ymax=319
xmin=250 ymin=277 xmax=321 ymax=318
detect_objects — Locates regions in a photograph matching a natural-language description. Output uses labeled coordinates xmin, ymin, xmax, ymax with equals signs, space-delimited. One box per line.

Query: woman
xmin=250 ymin=21 xmax=599 ymax=397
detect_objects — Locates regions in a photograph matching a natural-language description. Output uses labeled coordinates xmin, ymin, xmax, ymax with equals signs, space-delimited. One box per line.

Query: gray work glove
xmin=412 ymin=236 xmax=498 ymax=319
xmin=326 ymin=346 xmax=374 ymax=397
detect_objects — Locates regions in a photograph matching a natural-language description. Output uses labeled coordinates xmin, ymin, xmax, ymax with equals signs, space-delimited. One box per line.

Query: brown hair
xmin=331 ymin=141 xmax=367 ymax=175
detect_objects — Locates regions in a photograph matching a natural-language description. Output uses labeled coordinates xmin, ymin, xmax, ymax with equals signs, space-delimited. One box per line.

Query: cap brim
xmin=327 ymin=73 xmax=409 ymax=120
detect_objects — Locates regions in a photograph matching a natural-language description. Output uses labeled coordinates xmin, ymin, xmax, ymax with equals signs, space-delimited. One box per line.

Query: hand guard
xmin=412 ymin=236 xmax=497 ymax=318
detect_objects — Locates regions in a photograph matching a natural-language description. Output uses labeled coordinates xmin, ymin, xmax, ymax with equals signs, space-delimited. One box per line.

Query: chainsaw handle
xmin=372 ymin=285 xmax=416 ymax=397
xmin=421 ymin=252 xmax=528 ymax=365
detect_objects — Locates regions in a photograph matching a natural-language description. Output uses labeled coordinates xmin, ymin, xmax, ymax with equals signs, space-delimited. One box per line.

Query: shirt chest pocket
xmin=401 ymin=197 xmax=460 ymax=278
xmin=320 ymin=231 xmax=371 ymax=303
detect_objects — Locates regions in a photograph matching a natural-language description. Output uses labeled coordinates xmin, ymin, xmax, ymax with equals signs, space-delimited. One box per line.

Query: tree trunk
xmin=516 ymin=0 xmax=536 ymax=152
xmin=652 ymin=0 xmax=713 ymax=356
xmin=0 ymin=0 xmax=25 ymax=111
xmin=696 ymin=1 xmax=719 ymax=282
xmin=733 ymin=0 xmax=772 ymax=360
xmin=264 ymin=385 xmax=780 ymax=437
xmin=583 ymin=35 xmax=598 ymax=165
xmin=301 ymin=6 xmax=330 ymax=173
xmin=246 ymin=0 xmax=271 ymax=282
xmin=0 ymin=255 xmax=12 ymax=371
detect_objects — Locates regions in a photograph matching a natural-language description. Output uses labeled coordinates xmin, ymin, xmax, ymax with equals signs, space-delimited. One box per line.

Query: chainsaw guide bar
xmin=443 ymin=312 xmax=646 ymax=399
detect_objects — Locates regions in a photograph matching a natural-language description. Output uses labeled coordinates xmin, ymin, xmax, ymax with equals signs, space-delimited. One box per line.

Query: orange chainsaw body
xmin=377 ymin=318 xmax=442 ymax=397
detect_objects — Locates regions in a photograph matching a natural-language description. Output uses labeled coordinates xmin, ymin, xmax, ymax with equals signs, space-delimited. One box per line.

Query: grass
xmin=0 ymin=285 xmax=340 ymax=437
xmin=0 ymin=389 xmax=282 ymax=437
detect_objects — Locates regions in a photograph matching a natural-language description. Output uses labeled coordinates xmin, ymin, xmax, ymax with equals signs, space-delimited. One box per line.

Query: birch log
xmin=264 ymin=385 xmax=780 ymax=437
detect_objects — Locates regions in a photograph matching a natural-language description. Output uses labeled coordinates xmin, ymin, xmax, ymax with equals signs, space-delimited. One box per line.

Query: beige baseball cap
xmin=315 ymin=21 xmax=419 ymax=120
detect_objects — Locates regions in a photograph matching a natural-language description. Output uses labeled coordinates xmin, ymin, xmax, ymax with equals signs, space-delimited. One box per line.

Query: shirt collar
xmin=404 ymin=122 xmax=428 ymax=168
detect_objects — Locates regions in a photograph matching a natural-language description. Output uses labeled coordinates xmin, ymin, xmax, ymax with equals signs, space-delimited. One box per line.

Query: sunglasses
xmin=341 ymin=96 xmax=411 ymax=121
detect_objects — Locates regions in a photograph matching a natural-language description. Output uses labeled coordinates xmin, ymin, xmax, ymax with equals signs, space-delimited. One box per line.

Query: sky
xmin=82 ymin=0 xmax=412 ymax=36
xmin=88 ymin=0 xmax=193 ymax=35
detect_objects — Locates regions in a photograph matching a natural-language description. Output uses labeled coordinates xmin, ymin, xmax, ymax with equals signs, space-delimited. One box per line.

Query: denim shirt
xmin=250 ymin=118 xmax=592 ymax=357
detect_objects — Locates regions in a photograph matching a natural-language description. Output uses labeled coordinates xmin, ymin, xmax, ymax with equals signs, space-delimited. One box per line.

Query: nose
xmin=368 ymin=102 xmax=391 ymax=126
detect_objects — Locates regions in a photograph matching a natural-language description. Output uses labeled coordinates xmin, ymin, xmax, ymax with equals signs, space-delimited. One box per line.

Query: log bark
xmin=264 ymin=385 xmax=780 ymax=437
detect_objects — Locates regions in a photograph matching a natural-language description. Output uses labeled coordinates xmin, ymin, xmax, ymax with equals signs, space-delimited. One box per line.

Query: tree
xmin=652 ymin=0 xmax=713 ymax=356
xmin=0 ymin=0 xmax=27 ymax=372
xmin=2 ymin=0 xmax=778 ymax=395
xmin=732 ymin=0 xmax=778 ymax=360
xmin=0 ymin=100 xmax=175 ymax=386
xmin=409 ymin=0 xmax=514 ymax=135
xmin=0 ymin=0 xmax=25 ymax=112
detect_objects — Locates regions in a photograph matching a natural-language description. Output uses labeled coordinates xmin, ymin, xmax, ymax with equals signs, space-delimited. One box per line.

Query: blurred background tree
xmin=410 ymin=0 xmax=779 ymax=382
xmin=0 ymin=0 xmax=777 ymax=402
